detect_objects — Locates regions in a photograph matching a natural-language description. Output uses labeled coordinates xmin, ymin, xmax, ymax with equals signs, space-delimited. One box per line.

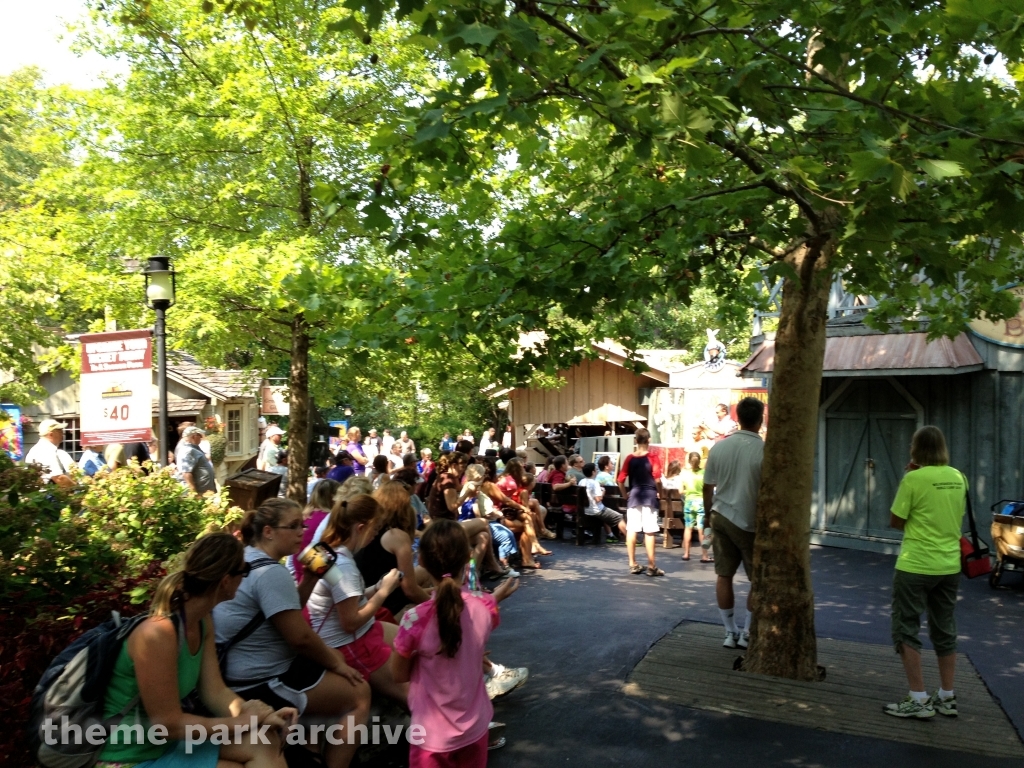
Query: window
xmin=226 ymin=408 xmax=242 ymax=454
xmin=60 ymin=418 xmax=83 ymax=461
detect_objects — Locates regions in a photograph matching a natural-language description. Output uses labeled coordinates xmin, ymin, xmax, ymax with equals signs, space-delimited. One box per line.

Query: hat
xmin=266 ymin=425 xmax=285 ymax=438
xmin=182 ymin=426 xmax=206 ymax=438
xmin=38 ymin=418 xmax=67 ymax=435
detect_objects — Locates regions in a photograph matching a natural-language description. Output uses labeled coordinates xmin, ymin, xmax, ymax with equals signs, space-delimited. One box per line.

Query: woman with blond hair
xmin=96 ymin=532 xmax=294 ymax=768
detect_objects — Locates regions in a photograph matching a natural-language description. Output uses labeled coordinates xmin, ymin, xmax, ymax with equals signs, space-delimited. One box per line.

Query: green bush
xmin=78 ymin=463 xmax=241 ymax=572
xmin=206 ymin=432 xmax=227 ymax=465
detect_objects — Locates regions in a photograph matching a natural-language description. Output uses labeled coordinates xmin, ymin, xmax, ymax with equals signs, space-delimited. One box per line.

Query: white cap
xmin=266 ymin=425 xmax=285 ymax=438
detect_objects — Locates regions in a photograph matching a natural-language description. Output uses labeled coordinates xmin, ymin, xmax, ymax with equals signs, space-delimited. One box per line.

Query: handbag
xmin=960 ymin=480 xmax=992 ymax=578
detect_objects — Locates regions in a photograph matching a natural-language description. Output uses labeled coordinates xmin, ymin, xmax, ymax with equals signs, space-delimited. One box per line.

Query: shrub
xmin=206 ymin=432 xmax=227 ymax=465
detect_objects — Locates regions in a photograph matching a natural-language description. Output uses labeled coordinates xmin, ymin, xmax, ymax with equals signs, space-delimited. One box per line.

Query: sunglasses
xmin=230 ymin=562 xmax=252 ymax=578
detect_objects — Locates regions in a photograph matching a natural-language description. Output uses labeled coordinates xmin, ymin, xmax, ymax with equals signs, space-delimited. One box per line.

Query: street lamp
xmin=144 ymin=257 xmax=176 ymax=467
xmin=343 ymin=404 xmax=353 ymax=417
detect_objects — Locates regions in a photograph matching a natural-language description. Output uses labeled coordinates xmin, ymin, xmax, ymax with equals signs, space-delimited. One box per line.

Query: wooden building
xmin=507 ymin=341 xmax=685 ymax=450
xmin=741 ymin=285 xmax=1024 ymax=553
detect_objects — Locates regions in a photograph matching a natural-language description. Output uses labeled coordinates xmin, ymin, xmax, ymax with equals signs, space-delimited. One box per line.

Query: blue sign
xmin=0 ymin=404 xmax=24 ymax=460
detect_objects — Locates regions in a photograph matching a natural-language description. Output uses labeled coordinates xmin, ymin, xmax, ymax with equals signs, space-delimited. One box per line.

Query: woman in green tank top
xmin=96 ymin=533 xmax=296 ymax=768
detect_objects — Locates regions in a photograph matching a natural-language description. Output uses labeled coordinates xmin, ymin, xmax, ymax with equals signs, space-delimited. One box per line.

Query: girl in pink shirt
xmin=392 ymin=520 xmax=518 ymax=767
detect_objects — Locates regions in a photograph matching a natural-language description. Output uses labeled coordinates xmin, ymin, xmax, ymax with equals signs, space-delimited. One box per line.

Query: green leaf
xmin=361 ymin=202 xmax=391 ymax=230
xmin=848 ymin=151 xmax=890 ymax=182
xmin=326 ymin=15 xmax=367 ymax=39
xmin=890 ymin=162 xmax=915 ymax=200
xmin=414 ymin=118 xmax=450 ymax=143
xmin=917 ymin=159 xmax=964 ymax=180
xmin=453 ymin=22 xmax=499 ymax=46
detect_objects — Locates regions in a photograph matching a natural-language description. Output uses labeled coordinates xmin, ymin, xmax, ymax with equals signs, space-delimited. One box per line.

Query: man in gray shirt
xmin=702 ymin=397 xmax=765 ymax=650
xmin=176 ymin=426 xmax=217 ymax=495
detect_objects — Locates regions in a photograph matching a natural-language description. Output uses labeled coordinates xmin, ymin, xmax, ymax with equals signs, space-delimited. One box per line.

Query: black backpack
xmin=29 ymin=611 xmax=149 ymax=768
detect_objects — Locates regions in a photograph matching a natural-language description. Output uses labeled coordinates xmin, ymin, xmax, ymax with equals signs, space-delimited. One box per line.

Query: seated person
xmin=327 ymin=451 xmax=356 ymax=483
xmin=546 ymin=456 xmax=578 ymax=516
xmin=595 ymin=455 xmax=616 ymax=486
xmin=308 ymin=495 xmax=408 ymax=706
xmin=369 ymin=453 xmax=391 ymax=489
xmin=581 ymin=462 xmax=627 ymax=543
xmin=96 ymin=533 xmax=293 ymax=768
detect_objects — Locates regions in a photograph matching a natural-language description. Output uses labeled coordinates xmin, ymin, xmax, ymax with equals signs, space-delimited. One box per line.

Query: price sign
xmin=80 ymin=330 xmax=154 ymax=446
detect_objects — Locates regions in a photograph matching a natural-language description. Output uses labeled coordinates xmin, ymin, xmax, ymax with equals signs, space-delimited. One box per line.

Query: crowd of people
xmin=31 ymin=403 xmax=970 ymax=763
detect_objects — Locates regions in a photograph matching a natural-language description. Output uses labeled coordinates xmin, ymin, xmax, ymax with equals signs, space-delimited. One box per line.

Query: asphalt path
xmin=484 ymin=539 xmax=1024 ymax=768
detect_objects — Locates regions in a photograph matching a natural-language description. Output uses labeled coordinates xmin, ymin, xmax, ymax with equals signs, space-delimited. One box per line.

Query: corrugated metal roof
xmin=741 ymin=332 xmax=984 ymax=377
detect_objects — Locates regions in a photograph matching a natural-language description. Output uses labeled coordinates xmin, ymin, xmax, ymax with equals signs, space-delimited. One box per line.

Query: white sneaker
xmin=737 ymin=631 xmax=749 ymax=649
xmin=486 ymin=666 xmax=529 ymax=699
xmin=722 ymin=631 xmax=739 ymax=649
xmin=507 ymin=568 xmax=520 ymax=578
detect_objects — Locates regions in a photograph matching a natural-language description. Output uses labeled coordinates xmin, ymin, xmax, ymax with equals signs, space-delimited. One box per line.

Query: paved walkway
xmin=485 ymin=540 xmax=1024 ymax=767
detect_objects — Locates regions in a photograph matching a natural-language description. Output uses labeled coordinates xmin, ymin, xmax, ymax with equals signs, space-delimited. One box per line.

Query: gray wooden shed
xmin=742 ymin=318 xmax=1019 ymax=553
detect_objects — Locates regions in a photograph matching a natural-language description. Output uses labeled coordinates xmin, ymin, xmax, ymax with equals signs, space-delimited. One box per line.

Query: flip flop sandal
xmin=681 ymin=555 xmax=690 ymax=561
xmin=630 ymin=564 xmax=645 ymax=575
xmin=700 ymin=557 xmax=714 ymax=563
xmin=646 ymin=566 xmax=665 ymax=577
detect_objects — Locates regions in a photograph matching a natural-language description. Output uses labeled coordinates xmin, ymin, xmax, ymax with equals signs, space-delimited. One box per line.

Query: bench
xmin=660 ymin=488 xmax=685 ymax=548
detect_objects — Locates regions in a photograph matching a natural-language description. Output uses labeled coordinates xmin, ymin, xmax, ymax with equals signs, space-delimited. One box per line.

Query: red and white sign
xmin=79 ymin=330 xmax=153 ymax=446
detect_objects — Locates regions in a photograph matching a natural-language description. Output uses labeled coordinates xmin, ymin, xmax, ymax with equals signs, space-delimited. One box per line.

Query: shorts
xmin=234 ymin=653 xmax=326 ymax=714
xmin=96 ymin=734 xmax=220 ymax=768
xmin=339 ymin=620 xmax=392 ymax=677
xmin=626 ymin=506 xmax=659 ymax=534
xmin=587 ymin=508 xmax=623 ymax=527
xmin=409 ymin=730 xmax=489 ymax=768
xmin=891 ymin=569 xmax=960 ymax=656
xmin=489 ymin=521 xmax=518 ymax=561
xmin=683 ymin=499 xmax=705 ymax=529
xmin=711 ymin=512 xmax=754 ymax=579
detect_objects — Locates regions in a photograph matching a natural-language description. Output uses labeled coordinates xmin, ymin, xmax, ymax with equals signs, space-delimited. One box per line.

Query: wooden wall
xmin=509 ymin=357 xmax=659 ymax=432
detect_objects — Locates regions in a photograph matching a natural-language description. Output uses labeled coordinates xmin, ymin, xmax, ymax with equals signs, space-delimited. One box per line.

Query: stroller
xmin=989 ymin=500 xmax=1024 ymax=588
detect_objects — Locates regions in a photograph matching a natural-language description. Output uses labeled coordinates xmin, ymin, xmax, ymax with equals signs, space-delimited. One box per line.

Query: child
xmin=370 ymin=453 xmax=391 ymax=489
xmin=616 ymin=428 xmax=664 ymax=576
xmin=581 ymin=462 xmax=627 ymax=543
xmin=660 ymin=460 xmax=683 ymax=492
xmin=595 ymin=455 xmax=616 ymax=486
xmin=680 ymin=452 xmax=710 ymax=563
xmin=392 ymin=520 xmax=519 ymax=767
xmin=307 ymin=494 xmax=407 ymax=703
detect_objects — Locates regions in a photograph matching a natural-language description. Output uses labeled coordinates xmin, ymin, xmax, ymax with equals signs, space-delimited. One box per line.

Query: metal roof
xmin=740 ymin=332 xmax=984 ymax=378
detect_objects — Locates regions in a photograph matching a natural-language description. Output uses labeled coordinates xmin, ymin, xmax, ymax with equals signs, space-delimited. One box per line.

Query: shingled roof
xmin=167 ymin=353 xmax=261 ymax=399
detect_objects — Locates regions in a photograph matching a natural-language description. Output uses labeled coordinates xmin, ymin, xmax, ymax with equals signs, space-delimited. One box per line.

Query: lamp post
xmin=143 ymin=257 xmax=176 ymax=467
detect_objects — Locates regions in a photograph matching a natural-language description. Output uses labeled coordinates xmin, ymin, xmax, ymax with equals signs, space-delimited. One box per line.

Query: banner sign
xmin=79 ymin=330 xmax=153 ymax=446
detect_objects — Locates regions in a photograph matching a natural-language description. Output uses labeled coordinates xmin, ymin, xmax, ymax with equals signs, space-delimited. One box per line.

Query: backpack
xmin=29 ymin=611 xmax=149 ymax=768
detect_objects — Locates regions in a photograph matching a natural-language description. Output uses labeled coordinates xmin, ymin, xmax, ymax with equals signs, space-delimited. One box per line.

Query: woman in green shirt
xmin=96 ymin=533 xmax=295 ymax=768
xmin=680 ymin=452 xmax=710 ymax=563
xmin=884 ymin=426 xmax=964 ymax=721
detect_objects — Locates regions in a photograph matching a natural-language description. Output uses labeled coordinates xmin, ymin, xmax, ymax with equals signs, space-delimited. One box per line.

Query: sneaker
xmin=606 ymin=535 xmax=619 ymax=543
xmin=723 ymin=631 xmax=739 ymax=649
xmin=488 ymin=722 xmax=506 ymax=750
xmin=486 ymin=666 xmax=529 ymax=700
xmin=884 ymin=695 xmax=935 ymax=719
xmin=506 ymin=568 xmax=521 ymax=578
xmin=930 ymin=694 xmax=958 ymax=717
xmin=737 ymin=631 xmax=749 ymax=649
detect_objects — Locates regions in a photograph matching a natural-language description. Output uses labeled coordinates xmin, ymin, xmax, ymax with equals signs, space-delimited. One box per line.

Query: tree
xmin=0 ymin=69 xmax=78 ymax=403
xmin=38 ymin=0 xmax=431 ymax=501
xmin=339 ymin=0 xmax=1024 ymax=678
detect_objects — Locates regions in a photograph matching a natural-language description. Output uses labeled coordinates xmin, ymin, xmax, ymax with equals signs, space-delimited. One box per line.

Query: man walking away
xmin=702 ymin=397 xmax=764 ymax=649
xmin=884 ymin=426 xmax=965 ymax=719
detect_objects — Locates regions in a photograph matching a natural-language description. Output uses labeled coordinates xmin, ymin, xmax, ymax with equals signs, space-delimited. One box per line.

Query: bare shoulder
xmin=382 ymin=528 xmax=412 ymax=552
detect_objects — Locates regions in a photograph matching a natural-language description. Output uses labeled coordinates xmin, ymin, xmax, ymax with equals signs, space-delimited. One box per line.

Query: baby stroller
xmin=989 ymin=500 xmax=1024 ymax=588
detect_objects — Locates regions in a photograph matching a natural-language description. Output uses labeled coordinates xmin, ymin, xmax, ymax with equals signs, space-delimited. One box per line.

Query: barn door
xmin=824 ymin=379 xmax=918 ymax=539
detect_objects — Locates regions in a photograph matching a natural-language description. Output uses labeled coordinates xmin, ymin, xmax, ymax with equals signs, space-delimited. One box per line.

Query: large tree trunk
xmin=743 ymin=225 xmax=836 ymax=681
xmin=287 ymin=316 xmax=311 ymax=504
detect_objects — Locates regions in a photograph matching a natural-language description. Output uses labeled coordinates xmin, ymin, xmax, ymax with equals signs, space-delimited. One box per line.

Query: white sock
xmin=720 ymin=608 xmax=737 ymax=634
xmin=910 ymin=690 xmax=929 ymax=703
xmin=743 ymin=610 xmax=752 ymax=634
xmin=938 ymin=688 xmax=954 ymax=700
xmin=487 ymin=663 xmax=505 ymax=679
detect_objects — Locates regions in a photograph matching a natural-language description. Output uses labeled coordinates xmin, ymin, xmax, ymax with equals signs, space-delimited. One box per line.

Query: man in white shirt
xmin=256 ymin=425 xmax=284 ymax=471
xmin=478 ymin=427 xmax=497 ymax=455
xmin=24 ymin=418 xmax=75 ymax=487
xmin=702 ymin=397 xmax=765 ymax=650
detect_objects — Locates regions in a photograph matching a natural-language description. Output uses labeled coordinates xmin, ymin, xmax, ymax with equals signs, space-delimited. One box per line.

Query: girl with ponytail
xmin=97 ymin=533 xmax=294 ymax=768
xmin=392 ymin=520 xmax=519 ymax=767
